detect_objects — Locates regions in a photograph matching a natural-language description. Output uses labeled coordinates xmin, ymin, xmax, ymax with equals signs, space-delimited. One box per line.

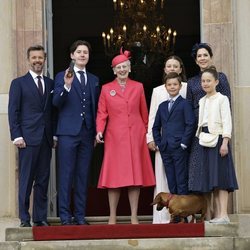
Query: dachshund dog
xmin=151 ymin=192 xmax=207 ymax=223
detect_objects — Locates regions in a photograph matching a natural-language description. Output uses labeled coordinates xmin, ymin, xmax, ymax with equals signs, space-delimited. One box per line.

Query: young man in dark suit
xmin=153 ymin=72 xmax=196 ymax=196
xmin=8 ymin=45 xmax=56 ymax=227
xmin=53 ymin=40 xmax=100 ymax=225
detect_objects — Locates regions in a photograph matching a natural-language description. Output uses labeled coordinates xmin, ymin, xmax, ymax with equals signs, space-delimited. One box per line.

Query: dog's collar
xmin=162 ymin=193 xmax=174 ymax=208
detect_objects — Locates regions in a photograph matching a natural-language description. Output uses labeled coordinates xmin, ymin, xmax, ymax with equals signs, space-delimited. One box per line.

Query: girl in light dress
xmin=196 ymin=66 xmax=238 ymax=224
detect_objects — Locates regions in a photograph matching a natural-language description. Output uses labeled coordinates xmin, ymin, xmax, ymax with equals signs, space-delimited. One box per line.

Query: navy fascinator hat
xmin=191 ymin=43 xmax=213 ymax=59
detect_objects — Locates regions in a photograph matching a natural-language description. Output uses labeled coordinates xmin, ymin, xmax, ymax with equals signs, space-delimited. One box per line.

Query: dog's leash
xmin=162 ymin=193 xmax=174 ymax=208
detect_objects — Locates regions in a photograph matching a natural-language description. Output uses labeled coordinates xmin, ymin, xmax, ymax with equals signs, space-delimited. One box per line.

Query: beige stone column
xmin=0 ymin=0 xmax=44 ymax=217
xmin=0 ymin=0 xmax=18 ymax=217
xmin=201 ymin=0 xmax=234 ymax=84
xmin=232 ymin=0 xmax=250 ymax=213
xmin=15 ymin=0 xmax=45 ymax=75
xmin=201 ymin=0 xmax=234 ymax=213
xmin=201 ymin=0 xmax=250 ymax=213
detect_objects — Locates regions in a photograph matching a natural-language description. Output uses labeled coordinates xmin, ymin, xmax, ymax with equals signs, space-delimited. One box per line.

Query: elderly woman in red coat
xmin=96 ymin=49 xmax=155 ymax=224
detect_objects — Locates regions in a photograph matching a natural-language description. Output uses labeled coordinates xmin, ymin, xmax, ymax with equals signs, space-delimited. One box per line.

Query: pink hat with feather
xmin=111 ymin=48 xmax=131 ymax=68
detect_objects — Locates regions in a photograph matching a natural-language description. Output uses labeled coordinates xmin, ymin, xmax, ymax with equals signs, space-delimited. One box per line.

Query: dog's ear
xmin=151 ymin=194 xmax=160 ymax=206
xmin=150 ymin=201 xmax=156 ymax=206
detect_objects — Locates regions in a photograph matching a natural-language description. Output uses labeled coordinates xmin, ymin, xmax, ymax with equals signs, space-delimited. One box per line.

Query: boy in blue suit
xmin=53 ymin=40 xmax=100 ymax=225
xmin=153 ymin=72 xmax=195 ymax=196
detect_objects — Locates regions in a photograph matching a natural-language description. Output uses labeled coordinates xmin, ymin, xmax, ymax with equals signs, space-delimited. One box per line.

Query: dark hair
xmin=163 ymin=72 xmax=182 ymax=85
xmin=191 ymin=43 xmax=213 ymax=60
xmin=163 ymin=55 xmax=187 ymax=82
xmin=69 ymin=40 xmax=92 ymax=54
xmin=201 ymin=65 xmax=218 ymax=80
xmin=27 ymin=45 xmax=46 ymax=59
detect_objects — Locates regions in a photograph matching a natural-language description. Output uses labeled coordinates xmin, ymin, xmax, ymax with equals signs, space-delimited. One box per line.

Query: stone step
xmin=1 ymin=237 xmax=250 ymax=250
xmin=3 ymin=214 xmax=250 ymax=250
xmin=5 ymin=222 xmax=239 ymax=242
xmin=5 ymin=215 xmax=239 ymax=242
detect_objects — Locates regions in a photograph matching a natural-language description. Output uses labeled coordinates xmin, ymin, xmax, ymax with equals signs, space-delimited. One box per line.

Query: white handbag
xmin=199 ymin=132 xmax=219 ymax=148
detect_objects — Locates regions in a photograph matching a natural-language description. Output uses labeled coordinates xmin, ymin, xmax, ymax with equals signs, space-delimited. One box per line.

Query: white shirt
xmin=29 ymin=70 xmax=45 ymax=94
xmin=74 ymin=66 xmax=87 ymax=84
xmin=169 ymin=94 xmax=180 ymax=102
xmin=64 ymin=66 xmax=87 ymax=92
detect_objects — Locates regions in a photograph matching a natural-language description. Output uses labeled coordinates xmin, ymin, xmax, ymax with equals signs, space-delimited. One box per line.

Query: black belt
xmin=201 ymin=126 xmax=209 ymax=133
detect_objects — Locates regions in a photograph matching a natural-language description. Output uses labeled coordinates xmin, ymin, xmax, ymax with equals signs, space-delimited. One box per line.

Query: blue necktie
xmin=78 ymin=71 xmax=86 ymax=86
xmin=168 ymin=99 xmax=174 ymax=112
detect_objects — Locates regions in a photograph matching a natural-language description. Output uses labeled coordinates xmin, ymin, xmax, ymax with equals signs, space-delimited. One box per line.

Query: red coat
xmin=96 ymin=78 xmax=155 ymax=188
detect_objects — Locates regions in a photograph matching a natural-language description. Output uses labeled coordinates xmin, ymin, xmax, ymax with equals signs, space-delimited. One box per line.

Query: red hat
xmin=111 ymin=48 xmax=131 ymax=68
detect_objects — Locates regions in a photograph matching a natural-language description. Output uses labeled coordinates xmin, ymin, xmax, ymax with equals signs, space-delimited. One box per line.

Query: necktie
xmin=168 ymin=99 xmax=174 ymax=112
xmin=37 ymin=75 xmax=43 ymax=95
xmin=78 ymin=71 xmax=86 ymax=85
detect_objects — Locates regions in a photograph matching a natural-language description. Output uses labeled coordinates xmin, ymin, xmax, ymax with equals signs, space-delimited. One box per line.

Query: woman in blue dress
xmin=187 ymin=43 xmax=232 ymax=220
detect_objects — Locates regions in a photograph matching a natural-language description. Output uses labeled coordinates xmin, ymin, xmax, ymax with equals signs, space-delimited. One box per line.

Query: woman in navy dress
xmin=187 ymin=43 xmax=232 ymax=219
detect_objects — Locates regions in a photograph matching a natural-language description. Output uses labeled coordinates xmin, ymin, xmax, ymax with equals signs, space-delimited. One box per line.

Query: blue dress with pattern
xmin=187 ymin=72 xmax=237 ymax=192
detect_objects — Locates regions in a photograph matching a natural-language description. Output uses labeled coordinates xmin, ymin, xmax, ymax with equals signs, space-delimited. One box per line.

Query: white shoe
xmin=209 ymin=217 xmax=224 ymax=223
xmin=209 ymin=218 xmax=218 ymax=223
xmin=209 ymin=216 xmax=230 ymax=224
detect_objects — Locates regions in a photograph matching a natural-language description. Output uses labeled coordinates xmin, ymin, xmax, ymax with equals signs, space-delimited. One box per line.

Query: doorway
xmin=48 ymin=0 xmax=200 ymax=217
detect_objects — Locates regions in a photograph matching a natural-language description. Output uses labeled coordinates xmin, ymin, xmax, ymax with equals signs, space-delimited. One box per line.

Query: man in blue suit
xmin=53 ymin=40 xmax=100 ymax=225
xmin=153 ymin=72 xmax=196 ymax=196
xmin=8 ymin=45 xmax=56 ymax=227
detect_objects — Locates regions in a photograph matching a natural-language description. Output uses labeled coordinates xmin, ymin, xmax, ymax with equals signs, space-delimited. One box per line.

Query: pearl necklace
xmin=118 ymin=81 xmax=126 ymax=92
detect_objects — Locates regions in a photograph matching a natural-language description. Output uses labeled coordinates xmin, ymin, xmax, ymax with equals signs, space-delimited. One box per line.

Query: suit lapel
xmin=169 ymin=96 xmax=182 ymax=114
xmin=111 ymin=79 xmax=124 ymax=96
xmin=165 ymin=100 xmax=171 ymax=121
xmin=165 ymin=96 xmax=183 ymax=122
xmin=43 ymin=76 xmax=51 ymax=110
xmin=108 ymin=80 xmax=124 ymax=98
xmin=87 ymin=72 xmax=96 ymax=115
xmin=123 ymin=79 xmax=132 ymax=97
xmin=72 ymin=75 xmax=83 ymax=100
xmin=25 ymin=73 xmax=43 ymax=107
xmin=114 ymin=78 xmax=133 ymax=99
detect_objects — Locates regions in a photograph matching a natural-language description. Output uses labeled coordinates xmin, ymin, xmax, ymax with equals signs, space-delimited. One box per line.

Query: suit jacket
xmin=53 ymin=70 xmax=100 ymax=136
xmin=147 ymin=82 xmax=187 ymax=143
xmin=8 ymin=72 xmax=55 ymax=146
xmin=152 ymin=95 xmax=195 ymax=152
xmin=196 ymin=92 xmax=232 ymax=138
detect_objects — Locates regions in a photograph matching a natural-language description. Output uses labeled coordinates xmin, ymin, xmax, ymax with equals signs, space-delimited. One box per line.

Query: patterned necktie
xmin=168 ymin=99 xmax=174 ymax=112
xmin=37 ymin=75 xmax=43 ymax=95
xmin=78 ymin=71 xmax=86 ymax=85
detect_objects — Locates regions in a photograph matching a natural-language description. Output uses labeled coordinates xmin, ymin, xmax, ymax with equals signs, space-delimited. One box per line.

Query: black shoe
xmin=79 ymin=221 xmax=89 ymax=225
xmin=20 ymin=221 xmax=31 ymax=227
xmin=73 ymin=220 xmax=89 ymax=225
xmin=173 ymin=216 xmax=181 ymax=223
xmin=33 ymin=221 xmax=50 ymax=226
xmin=61 ymin=221 xmax=72 ymax=226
